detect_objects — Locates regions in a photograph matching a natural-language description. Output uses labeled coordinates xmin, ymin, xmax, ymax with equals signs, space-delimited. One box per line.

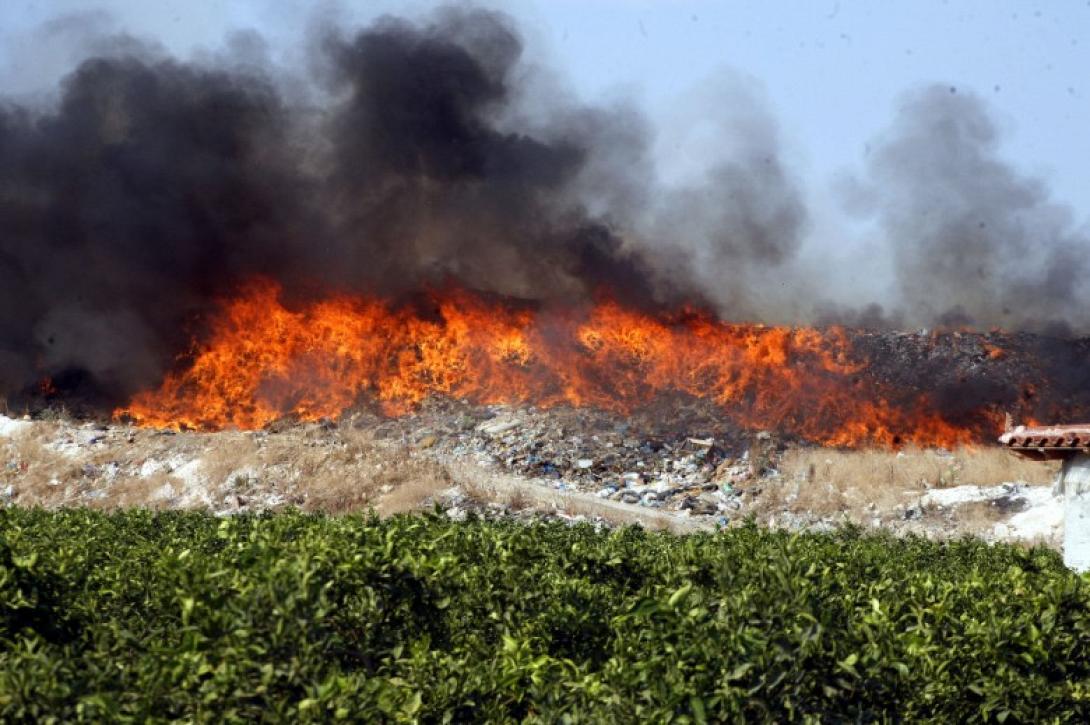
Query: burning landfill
xmin=1 ymin=6 xmax=1088 ymax=545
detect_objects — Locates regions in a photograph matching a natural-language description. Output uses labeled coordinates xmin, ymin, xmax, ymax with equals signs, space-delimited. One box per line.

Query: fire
xmin=116 ymin=278 xmax=995 ymax=447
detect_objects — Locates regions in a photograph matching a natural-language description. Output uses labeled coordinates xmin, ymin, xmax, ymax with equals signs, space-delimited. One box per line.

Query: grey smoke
xmin=633 ymin=76 xmax=809 ymax=321
xmin=853 ymin=85 xmax=1090 ymax=332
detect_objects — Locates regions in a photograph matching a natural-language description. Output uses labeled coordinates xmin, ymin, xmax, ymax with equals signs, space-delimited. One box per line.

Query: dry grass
xmin=759 ymin=446 xmax=1058 ymax=522
xmin=781 ymin=446 xmax=1055 ymax=491
xmin=944 ymin=500 xmax=1007 ymax=532
xmin=2 ymin=422 xmax=82 ymax=507
xmin=447 ymin=463 xmax=703 ymax=532
xmin=957 ymin=448 xmax=1057 ymax=487
xmin=309 ymin=447 xmax=451 ymax=515
xmin=195 ymin=427 xmax=454 ymax=514
xmin=555 ymin=496 xmax=674 ymax=531
xmin=4 ymin=417 xmax=1058 ymax=540
xmin=1 ymin=420 xmax=452 ymax=514
xmin=460 ymin=475 xmax=535 ymax=513
xmin=91 ymin=472 xmax=181 ymax=510
xmin=373 ymin=472 xmax=453 ymax=516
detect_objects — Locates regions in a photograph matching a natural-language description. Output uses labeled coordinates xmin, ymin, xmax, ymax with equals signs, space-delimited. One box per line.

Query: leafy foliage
xmin=1 ymin=508 xmax=1088 ymax=722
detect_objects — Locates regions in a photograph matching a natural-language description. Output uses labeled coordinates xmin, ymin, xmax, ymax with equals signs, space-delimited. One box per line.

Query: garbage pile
xmin=349 ymin=398 xmax=787 ymax=519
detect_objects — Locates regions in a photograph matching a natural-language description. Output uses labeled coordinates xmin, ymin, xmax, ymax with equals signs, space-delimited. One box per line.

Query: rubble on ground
xmin=0 ymin=405 xmax=1064 ymax=547
xmin=347 ymin=398 xmax=768 ymax=518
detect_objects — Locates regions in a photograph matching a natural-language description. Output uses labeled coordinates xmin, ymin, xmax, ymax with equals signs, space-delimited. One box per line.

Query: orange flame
xmin=116 ymin=278 xmax=993 ymax=446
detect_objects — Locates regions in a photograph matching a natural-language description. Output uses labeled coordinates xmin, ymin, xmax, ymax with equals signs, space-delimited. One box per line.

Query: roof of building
xmin=998 ymin=424 xmax=1090 ymax=460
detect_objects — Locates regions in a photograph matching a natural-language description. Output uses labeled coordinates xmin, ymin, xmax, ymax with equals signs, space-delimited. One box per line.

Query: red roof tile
xmin=998 ymin=424 xmax=1090 ymax=460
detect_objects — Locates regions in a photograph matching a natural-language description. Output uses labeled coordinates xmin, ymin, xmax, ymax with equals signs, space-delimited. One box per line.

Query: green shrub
xmin=1 ymin=508 xmax=1088 ymax=722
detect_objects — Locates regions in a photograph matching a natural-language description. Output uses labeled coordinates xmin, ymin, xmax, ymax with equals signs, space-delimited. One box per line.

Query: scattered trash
xmin=0 ymin=399 xmax=1063 ymax=545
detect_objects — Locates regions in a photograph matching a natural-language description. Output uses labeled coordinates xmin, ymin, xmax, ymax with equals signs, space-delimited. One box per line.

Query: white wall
xmin=1061 ymin=455 xmax=1090 ymax=572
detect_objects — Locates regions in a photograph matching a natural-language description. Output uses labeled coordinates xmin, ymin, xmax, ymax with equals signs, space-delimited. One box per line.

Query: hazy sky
xmin=2 ymin=0 xmax=1087 ymax=226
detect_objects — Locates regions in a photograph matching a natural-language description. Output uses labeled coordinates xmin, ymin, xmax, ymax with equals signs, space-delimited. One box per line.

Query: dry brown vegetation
xmin=936 ymin=499 xmax=1006 ymax=530
xmin=780 ymin=445 xmax=1055 ymax=491
xmin=198 ymin=427 xmax=453 ymax=514
xmin=1 ymin=421 xmax=451 ymax=514
xmin=756 ymin=446 xmax=1058 ymax=522
xmin=459 ymin=475 xmax=535 ymax=513
xmin=0 ymin=421 xmax=170 ymax=509
xmin=448 ymin=464 xmax=697 ymax=532
xmin=1 ymin=418 xmax=683 ymax=527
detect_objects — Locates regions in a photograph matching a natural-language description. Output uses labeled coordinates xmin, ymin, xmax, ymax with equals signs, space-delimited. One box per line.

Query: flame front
xmin=116 ymin=279 xmax=991 ymax=446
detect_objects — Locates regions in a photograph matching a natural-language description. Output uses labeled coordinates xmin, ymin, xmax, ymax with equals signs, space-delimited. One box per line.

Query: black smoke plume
xmin=0 ymin=7 xmax=701 ymax=404
xmin=1 ymin=6 xmax=1087 ymax=414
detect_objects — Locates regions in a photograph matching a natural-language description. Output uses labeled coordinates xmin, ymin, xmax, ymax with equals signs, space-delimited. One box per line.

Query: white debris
xmin=139 ymin=459 xmax=164 ymax=477
xmin=996 ymin=490 xmax=1063 ymax=541
xmin=651 ymin=478 xmax=676 ymax=494
xmin=920 ymin=483 xmax=1023 ymax=508
xmin=477 ymin=416 xmax=522 ymax=436
xmin=0 ymin=415 xmax=32 ymax=437
xmin=41 ymin=426 xmax=106 ymax=457
xmin=263 ymin=493 xmax=286 ymax=508
xmin=172 ymin=459 xmax=204 ymax=488
xmin=151 ymin=482 xmax=176 ymax=501
xmin=916 ymin=483 xmax=1062 ymax=544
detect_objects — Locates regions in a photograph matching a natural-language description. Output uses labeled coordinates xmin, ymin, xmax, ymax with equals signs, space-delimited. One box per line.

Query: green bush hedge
xmin=1 ymin=508 xmax=1088 ymax=722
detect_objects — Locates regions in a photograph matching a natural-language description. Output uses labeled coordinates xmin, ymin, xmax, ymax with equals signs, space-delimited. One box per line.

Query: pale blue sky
xmin=526 ymin=1 xmax=1089 ymax=213
xmin=2 ymin=0 xmax=1087 ymax=223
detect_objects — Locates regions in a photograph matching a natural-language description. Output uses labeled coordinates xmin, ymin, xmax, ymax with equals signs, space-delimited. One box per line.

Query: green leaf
xmin=727 ymin=663 xmax=753 ymax=681
xmin=668 ymin=582 xmax=693 ymax=608
xmin=690 ymin=695 xmax=707 ymax=724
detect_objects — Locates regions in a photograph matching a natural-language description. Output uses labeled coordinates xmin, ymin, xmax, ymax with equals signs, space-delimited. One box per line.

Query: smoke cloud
xmin=0 ymin=5 xmax=1086 ymax=406
xmin=852 ymin=85 xmax=1090 ymax=333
